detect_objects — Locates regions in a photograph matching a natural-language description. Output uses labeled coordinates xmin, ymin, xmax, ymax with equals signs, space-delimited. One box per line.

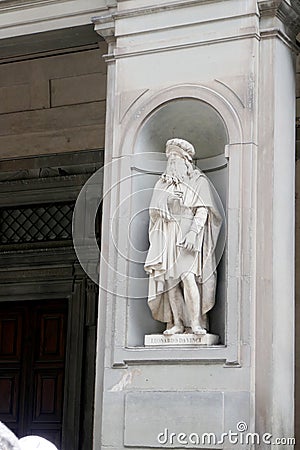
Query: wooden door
xmin=0 ymin=300 xmax=67 ymax=448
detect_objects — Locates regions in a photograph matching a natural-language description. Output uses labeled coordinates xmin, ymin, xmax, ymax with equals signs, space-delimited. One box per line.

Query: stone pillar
xmin=92 ymin=9 xmax=117 ymax=450
xmin=92 ymin=1 xmax=300 ymax=448
xmin=256 ymin=1 xmax=299 ymax=447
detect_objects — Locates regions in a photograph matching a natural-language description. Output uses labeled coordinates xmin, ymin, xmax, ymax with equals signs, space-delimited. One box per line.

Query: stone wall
xmin=0 ymin=42 xmax=107 ymax=160
xmin=0 ymin=35 xmax=107 ymax=450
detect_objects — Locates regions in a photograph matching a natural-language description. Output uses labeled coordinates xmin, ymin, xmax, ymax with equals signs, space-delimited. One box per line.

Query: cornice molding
xmin=0 ymin=1 xmax=109 ymax=40
xmin=258 ymin=0 xmax=300 ymax=38
xmin=92 ymin=0 xmax=229 ymax=42
xmin=113 ymin=0 xmax=227 ymax=20
xmin=0 ymin=0 xmax=71 ymax=12
xmin=92 ymin=11 xmax=116 ymax=43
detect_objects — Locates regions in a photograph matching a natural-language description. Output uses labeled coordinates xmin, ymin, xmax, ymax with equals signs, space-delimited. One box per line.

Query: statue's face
xmin=167 ymin=150 xmax=185 ymax=164
xmin=165 ymin=151 xmax=188 ymax=180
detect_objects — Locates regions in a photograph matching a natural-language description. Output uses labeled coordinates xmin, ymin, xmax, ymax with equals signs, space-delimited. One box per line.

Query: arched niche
xmin=127 ymin=97 xmax=229 ymax=347
xmin=134 ymin=98 xmax=228 ymax=158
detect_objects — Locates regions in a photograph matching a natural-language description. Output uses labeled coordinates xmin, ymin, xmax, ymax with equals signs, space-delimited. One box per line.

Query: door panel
xmin=0 ymin=372 xmax=19 ymax=422
xmin=0 ymin=300 xmax=67 ymax=448
xmin=0 ymin=307 xmax=25 ymax=436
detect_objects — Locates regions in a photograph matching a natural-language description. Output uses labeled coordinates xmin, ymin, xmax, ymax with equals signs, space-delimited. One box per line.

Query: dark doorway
xmin=0 ymin=149 xmax=103 ymax=450
xmin=0 ymin=299 xmax=68 ymax=448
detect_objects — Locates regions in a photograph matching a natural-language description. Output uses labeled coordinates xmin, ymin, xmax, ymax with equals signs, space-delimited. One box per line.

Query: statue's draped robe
xmin=144 ymin=170 xmax=222 ymax=327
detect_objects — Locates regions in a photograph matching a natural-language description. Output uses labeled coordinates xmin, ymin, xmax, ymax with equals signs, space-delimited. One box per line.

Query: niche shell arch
xmin=126 ymin=87 xmax=241 ymax=347
xmin=134 ymin=98 xmax=228 ymax=160
xmin=119 ymin=83 xmax=243 ymax=158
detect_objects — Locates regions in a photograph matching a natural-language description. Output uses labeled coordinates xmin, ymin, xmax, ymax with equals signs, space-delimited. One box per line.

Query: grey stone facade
xmin=0 ymin=1 xmax=299 ymax=449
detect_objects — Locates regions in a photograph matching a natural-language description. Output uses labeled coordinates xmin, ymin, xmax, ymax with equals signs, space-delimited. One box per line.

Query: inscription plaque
xmin=144 ymin=333 xmax=219 ymax=346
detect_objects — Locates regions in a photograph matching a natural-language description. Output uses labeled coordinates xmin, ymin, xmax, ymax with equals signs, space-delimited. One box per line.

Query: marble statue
xmin=0 ymin=422 xmax=20 ymax=450
xmin=144 ymin=138 xmax=222 ymax=336
xmin=0 ymin=422 xmax=58 ymax=450
xmin=18 ymin=436 xmax=58 ymax=450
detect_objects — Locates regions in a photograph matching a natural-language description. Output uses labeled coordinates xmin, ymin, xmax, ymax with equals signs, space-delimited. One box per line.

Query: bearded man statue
xmin=144 ymin=138 xmax=222 ymax=336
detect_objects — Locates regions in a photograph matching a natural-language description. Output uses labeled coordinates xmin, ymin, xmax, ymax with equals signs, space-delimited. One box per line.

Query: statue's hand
xmin=179 ymin=230 xmax=197 ymax=252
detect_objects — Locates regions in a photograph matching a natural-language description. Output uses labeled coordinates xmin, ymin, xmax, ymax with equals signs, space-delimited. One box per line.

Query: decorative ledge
xmin=92 ymin=12 xmax=116 ymax=43
xmin=0 ymin=0 xmax=62 ymax=9
xmin=258 ymin=0 xmax=300 ymax=37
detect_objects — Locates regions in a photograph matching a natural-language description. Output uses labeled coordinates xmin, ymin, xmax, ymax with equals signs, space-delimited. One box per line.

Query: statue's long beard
xmin=161 ymin=158 xmax=192 ymax=185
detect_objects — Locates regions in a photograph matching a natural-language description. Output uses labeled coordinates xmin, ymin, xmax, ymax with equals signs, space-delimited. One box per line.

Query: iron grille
xmin=0 ymin=202 xmax=74 ymax=244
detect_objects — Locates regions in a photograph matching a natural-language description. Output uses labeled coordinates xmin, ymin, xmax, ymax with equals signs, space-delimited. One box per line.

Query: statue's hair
xmin=184 ymin=158 xmax=194 ymax=176
xmin=166 ymin=138 xmax=195 ymax=161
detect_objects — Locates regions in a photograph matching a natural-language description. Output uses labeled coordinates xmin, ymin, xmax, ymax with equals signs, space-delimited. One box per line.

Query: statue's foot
xmin=163 ymin=325 xmax=184 ymax=335
xmin=192 ymin=325 xmax=207 ymax=335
